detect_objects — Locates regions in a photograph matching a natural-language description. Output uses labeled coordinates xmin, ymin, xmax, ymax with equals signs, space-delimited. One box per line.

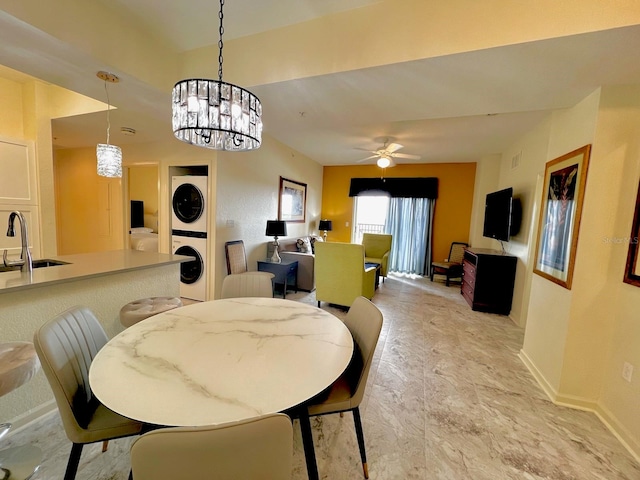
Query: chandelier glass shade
xmin=172 ymin=79 xmax=262 ymax=151
xmin=172 ymin=0 xmax=262 ymax=151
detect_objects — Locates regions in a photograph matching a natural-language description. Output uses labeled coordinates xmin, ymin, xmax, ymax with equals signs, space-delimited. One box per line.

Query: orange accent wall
xmin=321 ymin=163 xmax=476 ymax=263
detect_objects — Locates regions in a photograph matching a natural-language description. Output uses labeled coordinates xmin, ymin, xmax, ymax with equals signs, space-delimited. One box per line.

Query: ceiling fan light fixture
xmin=377 ymin=156 xmax=391 ymax=168
xmin=171 ymin=0 xmax=262 ymax=151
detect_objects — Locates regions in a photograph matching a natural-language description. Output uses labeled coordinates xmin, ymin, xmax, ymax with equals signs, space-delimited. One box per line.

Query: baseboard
xmin=595 ymin=404 xmax=640 ymax=464
xmin=518 ymin=349 xmax=558 ymax=402
xmin=518 ymin=349 xmax=640 ymax=463
xmin=6 ymin=400 xmax=57 ymax=436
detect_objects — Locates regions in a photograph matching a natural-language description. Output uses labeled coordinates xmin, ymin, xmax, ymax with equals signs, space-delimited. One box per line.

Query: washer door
xmin=175 ymin=246 xmax=203 ymax=284
xmin=172 ymin=183 xmax=204 ymax=224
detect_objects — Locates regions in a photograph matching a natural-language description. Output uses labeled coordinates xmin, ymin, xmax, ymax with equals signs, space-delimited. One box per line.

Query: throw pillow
xmin=296 ymin=237 xmax=312 ymax=254
xmin=309 ymin=235 xmax=323 ymax=254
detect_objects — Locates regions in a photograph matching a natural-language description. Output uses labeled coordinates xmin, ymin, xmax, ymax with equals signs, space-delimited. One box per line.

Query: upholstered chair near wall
xmin=315 ymin=242 xmax=376 ymax=308
xmin=362 ymin=233 xmax=392 ymax=281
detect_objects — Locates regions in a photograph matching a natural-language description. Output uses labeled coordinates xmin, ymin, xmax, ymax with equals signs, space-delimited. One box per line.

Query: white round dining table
xmin=89 ymin=297 xmax=354 ymax=427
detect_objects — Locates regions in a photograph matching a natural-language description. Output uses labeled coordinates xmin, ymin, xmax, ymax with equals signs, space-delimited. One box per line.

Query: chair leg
xmin=64 ymin=443 xmax=84 ymax=480
xmin=352 ymin=407 xmax=369 ymax=479
xmin=317 ymin=301 xmax=321 ymax=308
xmin=298 ymin=410 xmax=319 ymax=480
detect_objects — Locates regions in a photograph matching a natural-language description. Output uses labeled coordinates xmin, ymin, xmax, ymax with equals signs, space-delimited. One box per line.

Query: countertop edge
xmin=0 ymin=250 xmax=192 ymax=294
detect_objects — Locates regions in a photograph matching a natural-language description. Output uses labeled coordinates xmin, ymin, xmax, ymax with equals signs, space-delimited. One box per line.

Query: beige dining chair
xmin=225 ymin=240 xmax=248 ymax=274
xmin=304 ymin=296 xmax=383 ymax=479
xmin=33 ymin=306 xmax=143 ymax=480
xmin=220 ymin=272 xmax=274 ymax=299
xmin=130 ymin=413 xmax=293 ymax=480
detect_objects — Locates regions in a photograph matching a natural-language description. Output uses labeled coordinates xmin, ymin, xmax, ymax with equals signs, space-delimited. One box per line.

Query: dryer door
xmin=172 ymin=183 xmax=204 ymax=225
xmin=175 ymin=245 xmax=203 ymax=284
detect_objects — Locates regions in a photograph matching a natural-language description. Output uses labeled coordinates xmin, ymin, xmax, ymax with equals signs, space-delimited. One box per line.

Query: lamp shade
xmin=266 ymin=220 xmax=287 ymax=237
xmin=319 ymin=220 xmax=333 ymax=232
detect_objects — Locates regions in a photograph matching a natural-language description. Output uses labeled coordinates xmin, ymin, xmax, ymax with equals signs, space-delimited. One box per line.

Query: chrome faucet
xmin=3 ymin=211 xmax=33 ymax=274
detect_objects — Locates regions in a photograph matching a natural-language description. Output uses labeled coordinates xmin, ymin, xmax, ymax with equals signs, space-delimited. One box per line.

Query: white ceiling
xmin=3 ymin=2 xmax=640 ymax=166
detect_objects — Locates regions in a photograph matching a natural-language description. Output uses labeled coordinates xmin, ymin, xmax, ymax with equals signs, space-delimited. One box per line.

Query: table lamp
xmin=266 ymin=220 xmax=287 ymax=263
xmin=319 ymin=219 xmax=333 ymax=242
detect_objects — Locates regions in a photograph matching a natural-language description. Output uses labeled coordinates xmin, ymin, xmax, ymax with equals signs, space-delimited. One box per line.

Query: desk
xmin=89 ymin=298 xmax=352 ymax=479
xmin=257 ymin=259 xmax=298 ymax=298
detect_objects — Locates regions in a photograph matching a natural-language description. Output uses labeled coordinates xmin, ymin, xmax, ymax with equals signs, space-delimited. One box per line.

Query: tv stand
xmin=461 ymin=248 xmax=517 ymax=315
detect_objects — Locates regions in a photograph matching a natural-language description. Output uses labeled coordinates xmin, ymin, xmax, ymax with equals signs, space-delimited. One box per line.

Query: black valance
xmin=348 ymin=177 xmax=438 ymax=199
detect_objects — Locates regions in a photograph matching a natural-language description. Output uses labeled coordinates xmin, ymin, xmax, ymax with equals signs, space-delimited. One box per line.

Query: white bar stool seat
xmin=0 ymin=342 xmax=42 ymax=479
xmin=119 ymin=297 xmax=183 ymax=328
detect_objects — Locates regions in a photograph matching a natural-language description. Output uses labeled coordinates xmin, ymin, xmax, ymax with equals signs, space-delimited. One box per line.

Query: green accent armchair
xmin=362 ymin=233 xmax=392 ymax=281
xmin=315 ymin=242 xmax=377 ymax=308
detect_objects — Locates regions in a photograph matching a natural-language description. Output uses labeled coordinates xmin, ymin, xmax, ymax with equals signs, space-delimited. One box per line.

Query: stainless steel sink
xmin=32 ymin=259 xmax=70 ymax=268
xmin=0 ymin=259 xmax=70 ymax=273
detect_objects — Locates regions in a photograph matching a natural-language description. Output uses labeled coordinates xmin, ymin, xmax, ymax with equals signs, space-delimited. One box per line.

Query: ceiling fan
xmin=356 ymin=140 xmax=421 ymax=168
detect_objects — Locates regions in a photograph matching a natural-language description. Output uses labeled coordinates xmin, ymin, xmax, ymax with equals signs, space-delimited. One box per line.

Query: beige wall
xmin=215 ymin=136 xmax=323 ymax=299
xmin=55 ymin=147 xmax=124 ymax=254
xmin=491 ymin=87 xmax=640 ymax=459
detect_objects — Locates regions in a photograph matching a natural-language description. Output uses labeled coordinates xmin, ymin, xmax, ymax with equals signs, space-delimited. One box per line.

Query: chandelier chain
xmin=218 ymin=0 xmax=224 ymax=82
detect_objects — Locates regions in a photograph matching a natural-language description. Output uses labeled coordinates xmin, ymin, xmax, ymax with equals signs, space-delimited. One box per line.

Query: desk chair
xmin=302 ymin=296 xmax=383 ymax=479
xmin=220 ymin=273 xmax=274 ymax=298
xmin=130 ymin=413 xmax=293 ymax=480
xmin=34 ymin=306 xmax=143 ymax=480
xmin=430 ymin=241 xmax=468 ymax=286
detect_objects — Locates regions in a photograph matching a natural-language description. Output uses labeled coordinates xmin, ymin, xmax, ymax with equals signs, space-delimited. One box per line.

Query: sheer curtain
xmin=385 ymin=197 xmax=435 ymax=275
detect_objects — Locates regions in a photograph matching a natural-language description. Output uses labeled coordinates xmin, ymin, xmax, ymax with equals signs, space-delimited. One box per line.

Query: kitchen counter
xmin=0 ymin=249 xmax=190 ymax=427
xmin=0 ymin=250 xmax=190 ymax=293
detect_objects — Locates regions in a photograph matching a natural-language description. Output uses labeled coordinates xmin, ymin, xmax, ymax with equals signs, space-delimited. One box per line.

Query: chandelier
xmin=96 ymin=71 xmax=122 ymax=178
xmin=171 ymin=0 xmax=262 ymax=151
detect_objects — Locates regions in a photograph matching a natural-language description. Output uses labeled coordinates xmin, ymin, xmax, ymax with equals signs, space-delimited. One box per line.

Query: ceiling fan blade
xmin=354 ymin=147 xmax=378 ymax=153
xmin=386 ymin=143 xmax=403 ymax=153
xmin=356 ymin=155 xmax=379 ymax=163
xmin=391 ymin=153 xmax=421 ymax=160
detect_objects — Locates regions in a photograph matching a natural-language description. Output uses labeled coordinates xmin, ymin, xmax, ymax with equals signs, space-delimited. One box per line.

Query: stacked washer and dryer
xmin=171 ymin=175 xmax=208 ymax=301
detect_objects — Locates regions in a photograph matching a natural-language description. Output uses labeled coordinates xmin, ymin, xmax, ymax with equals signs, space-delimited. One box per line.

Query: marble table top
xmin=89 ymin=298 xmax=353 ymax=427
xmin=0 ymin=342 xmax=40 ymax=397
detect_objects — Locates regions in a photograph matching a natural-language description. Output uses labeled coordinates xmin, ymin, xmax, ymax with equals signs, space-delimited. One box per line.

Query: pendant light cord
xmin=218 ymin=0 xmax=224 ymax=82
xmin=104 ymin=80 xmax=112 ymax=145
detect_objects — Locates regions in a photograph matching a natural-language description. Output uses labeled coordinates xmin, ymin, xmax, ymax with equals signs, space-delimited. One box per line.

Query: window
xmin=352 ymin=196 xmax=389 ymax=244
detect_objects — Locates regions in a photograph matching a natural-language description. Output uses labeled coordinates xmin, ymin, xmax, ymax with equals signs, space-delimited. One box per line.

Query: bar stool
xmin=0 ymin=342 xmax=42 ymax=479
xmin=119 ymin=297 xmax=183 ymax=328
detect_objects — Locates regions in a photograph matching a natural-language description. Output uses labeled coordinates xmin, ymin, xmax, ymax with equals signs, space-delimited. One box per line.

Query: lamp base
xmin=271 ymin=244 xmax=281 ymax=263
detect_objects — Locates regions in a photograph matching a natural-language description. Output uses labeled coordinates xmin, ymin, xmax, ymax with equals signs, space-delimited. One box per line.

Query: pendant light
xmin=96 ymin=71 xmax=122 ymax=178
xmin=171 ymin=0 xmax=262 ymax=151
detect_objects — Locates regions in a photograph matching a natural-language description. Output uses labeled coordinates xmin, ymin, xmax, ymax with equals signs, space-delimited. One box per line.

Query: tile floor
xmin=3 ymin=274 xmax=639 ymax=479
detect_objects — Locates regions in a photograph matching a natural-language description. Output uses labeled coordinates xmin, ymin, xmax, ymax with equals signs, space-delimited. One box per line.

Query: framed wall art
xmin=533 ymin=144 xmax=591 ymax=289
xmin=623 ymin=181 xmax=640 ymax=287
xmin=278 ymin=177 xmax=307 ymax=223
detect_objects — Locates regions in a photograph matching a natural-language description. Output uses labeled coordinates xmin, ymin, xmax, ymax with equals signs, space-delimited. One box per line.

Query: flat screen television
xmin=482 ymin=187 xmax=521 ymax=242
xmin=131 ymin=200 xmax=144 ymax=229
